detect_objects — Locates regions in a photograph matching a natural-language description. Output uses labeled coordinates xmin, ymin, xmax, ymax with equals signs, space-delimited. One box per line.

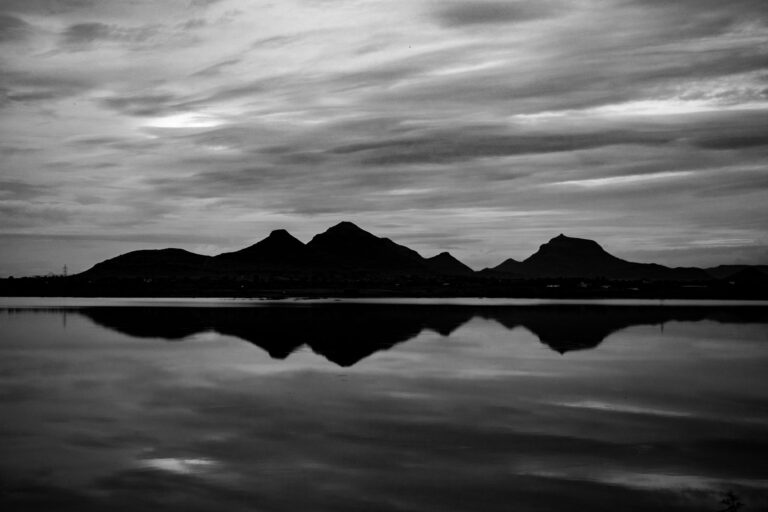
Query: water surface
xmin=1 ymin=300 xmax=767 ymax=511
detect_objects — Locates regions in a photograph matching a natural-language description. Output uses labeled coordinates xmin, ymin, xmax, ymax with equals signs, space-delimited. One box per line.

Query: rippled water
xmin=1 ymin=299 xmax=767 ymax=511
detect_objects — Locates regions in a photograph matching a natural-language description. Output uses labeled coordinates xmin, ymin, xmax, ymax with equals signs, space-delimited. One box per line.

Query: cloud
xmin=188 ymin=0 xmax=224 ymax=7
xmin=70 ymin=136 xmax=127 ymax=147
xmin=60 ymin=22 xmax=159 ymax=48
xmin=434 ymin=0 xmax=560 ymax=27
xmin=0 ymin=231 xmax=226 ymax=245
xmin=101 ymin=92 xmax=182 ymax=117
xmin=190 ymin=57 xmax=242 ymax=77
xmin=1 ymin=0 xmax=768 ymax=274
xmin=0 ymin=0 xmax=96 ymax=15
xmin=551 ymin=171 xmax=694 ymax=189
xmin=0 ymin=14 xmax=31 ymax=42
xmin=0 ymin=180 xmax=50 ymax=200
xmin=149 ymin=166 xmax=287 ymax=198
xmin=692 ymin=133 xmax=768 ymax=151
xmin=0 ymin=144 xmax=38 ymax=155
xmin=694 ymin=169 xmax=768 ymax=198
xmin=61 ymin=22 xmax=111 ymax=44
xmin=627 ymin=0 xmax=768 ymax=26
xmin=330 ymin=129 xmax=675 ymax=165
xmin=0 ymin=201 xmax=75 ymax=226
xmin=0 ymin=70 xmax=91 ymax=105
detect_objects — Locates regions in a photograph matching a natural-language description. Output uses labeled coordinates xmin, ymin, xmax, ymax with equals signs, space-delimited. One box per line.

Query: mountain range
xmin=80 ymin=221 xmax=764 ymax=282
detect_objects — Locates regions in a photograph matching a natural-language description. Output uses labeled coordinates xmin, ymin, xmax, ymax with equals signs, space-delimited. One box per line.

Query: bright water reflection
xmin=1 ymin=301 xmax=767 ymax=511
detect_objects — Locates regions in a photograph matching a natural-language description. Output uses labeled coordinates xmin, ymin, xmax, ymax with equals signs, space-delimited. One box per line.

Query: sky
xmin=1 ymin=0 xmax=767 ymax=276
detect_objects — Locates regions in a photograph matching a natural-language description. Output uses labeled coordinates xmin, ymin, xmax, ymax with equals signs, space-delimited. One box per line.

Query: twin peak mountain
xmin=83 ymin=221 xmax=708 ymax=281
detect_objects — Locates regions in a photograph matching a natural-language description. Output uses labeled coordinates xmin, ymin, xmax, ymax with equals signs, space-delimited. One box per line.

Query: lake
xmin=1 ymin=299 xmax=767 ymax=511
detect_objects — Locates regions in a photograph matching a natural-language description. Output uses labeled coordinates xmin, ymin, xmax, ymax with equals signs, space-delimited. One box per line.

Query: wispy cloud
xmin=60 ymin=22 xmax=159 ymax=47
xmin=0 ymin=0 xmax=767 ymax=275
xmin=0 ymin=14 xmax=31 ymax=43
xmin=434 ymin=1 xmax=562 ymax=28
xmin=551 ymin=171 xmax=694 ymax=189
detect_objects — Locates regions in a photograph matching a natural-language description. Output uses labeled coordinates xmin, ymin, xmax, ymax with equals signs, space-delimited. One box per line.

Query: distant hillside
xmin=485 ymin=234 xmax=708 ymax=281
xmin=80 ymin=222 xmax=469 ymax=278
xmin=215 ymin=229 xmax=314 ymax=270
xmin=425 ymin=252 xmax=474 ymax=275
xmin=82 ymin=248 xmax=214 ymax=278
xmin=306 ymin=221 xmax=428 ymax=272
xmin=706 ymin=265 xmax=768 ymax=279
xmin=73 ymin=223 xmax=765 ymax=288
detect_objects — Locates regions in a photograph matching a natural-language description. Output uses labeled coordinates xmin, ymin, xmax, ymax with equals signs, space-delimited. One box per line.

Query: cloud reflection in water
xmin=0 ymin=303 xmax=767 ymax=511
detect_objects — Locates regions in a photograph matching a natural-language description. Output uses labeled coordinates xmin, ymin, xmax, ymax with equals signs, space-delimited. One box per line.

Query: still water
xmin=1 ymin=299 xmax=767 ymax=511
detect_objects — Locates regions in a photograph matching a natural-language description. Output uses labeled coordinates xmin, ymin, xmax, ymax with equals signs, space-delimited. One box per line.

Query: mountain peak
xmin=331 ymin=220 xmax=362 ymax=230
xmin=527 ymin=234 xmax=610 ymax=262
xmin=264 ymin=229 xmax=304 ymax=245
xmin=546 ymin=233 xmax=601 ymax=247
xmin=310 ymin=221 xmax=380 ymax=244
xmin=426 ymin=251 xmax=474 ymax=275
xmin=308 ymin=222 xmax=426 ymax=271
xmin=263 ymin=228 xmax=303 ymax=244
xmin=216 ymin=228 xmax=307 ymax=265
xmin=323 ymin=221 xmax=372 ymax=237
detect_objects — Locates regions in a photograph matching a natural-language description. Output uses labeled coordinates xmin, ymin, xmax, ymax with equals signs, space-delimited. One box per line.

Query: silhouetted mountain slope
xmin=487 ymin=258 xmax=525 ymax=275
xmin=215 ymin=229 xmax=314 ymax=270
xmin=524 ymin=234 xmax=626 ymax=275
xmin=81 ymin=248 xmax=213 ymax=277
xmin=306 ymin=221 xmax=428 ymax=272
xmin=77 ymin=304 xmax=768 ymax=366
xmin=706 ymin=265 xmax=768 ymax=279
xmin=426 ymin=252 xmax=474 ymax=275
xmin=725 ymin=267 xmax=768 ymax=289
xmin=70 ymin=224 xmax=763 ymax=289
xmin=490 ymin=234 xmax=708 ymax=280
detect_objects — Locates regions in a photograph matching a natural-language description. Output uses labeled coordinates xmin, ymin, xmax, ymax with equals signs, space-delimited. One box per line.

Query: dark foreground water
xmin=1 ymin=299 xmax=767 ymax=512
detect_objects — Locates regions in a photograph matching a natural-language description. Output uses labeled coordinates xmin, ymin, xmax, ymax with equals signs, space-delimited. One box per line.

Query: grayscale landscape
xmin=1 ymin=0 xmax=767 ymax=510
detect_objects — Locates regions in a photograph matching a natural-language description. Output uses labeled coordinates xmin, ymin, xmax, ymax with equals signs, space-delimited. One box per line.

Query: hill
xmin=425 ymin=252 xmax=474 ymax=275
xmin=6 ymin=222 xmax=761 ymax=299
xmin=486 ymin=234 xmax=708 ymax=281
xmin=306 ymin=221 xmax=429 ymax=272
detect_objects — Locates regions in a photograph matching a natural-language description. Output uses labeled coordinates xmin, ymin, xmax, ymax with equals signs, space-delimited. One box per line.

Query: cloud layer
xmin=1 ymin=0 xmax=767 ymax=275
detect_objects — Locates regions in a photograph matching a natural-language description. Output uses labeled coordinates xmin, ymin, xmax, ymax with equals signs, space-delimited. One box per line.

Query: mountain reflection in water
xmin=79 ymin=304 xmax=768 ymax=366
xmin=1 ymin=302 xmax=768 ymax=512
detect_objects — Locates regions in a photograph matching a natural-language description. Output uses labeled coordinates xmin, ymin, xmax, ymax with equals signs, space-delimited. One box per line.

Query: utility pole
xmin=62 ymin=265 xmax=68 ymax=277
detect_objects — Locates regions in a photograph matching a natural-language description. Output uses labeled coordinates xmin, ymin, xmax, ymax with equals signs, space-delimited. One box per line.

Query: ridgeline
xmin=2 ymin=222 xmax=767 ymax=298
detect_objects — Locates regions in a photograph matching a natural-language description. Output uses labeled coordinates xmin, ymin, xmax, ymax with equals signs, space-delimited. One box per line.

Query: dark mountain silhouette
xmin=30 ymin=222 xmax=762 ymax=298
xmin=490 ymin=258 xmax=525 ymax=276
xmin=725 ymin=267 xmax=768 ymax=289
xmin=76 ymin=304 xmax=768 ymax=366
xmin=487 ymin=234 xmax=708 ymax=281
xmin=78 ymin=221 xmax=442 ymax=279
xmin=82 ymin=248 xmax=214 ymax=278
xmin=215 ymin=229 xmax=314 ymax=269
xmin=306 ymin=221 xmax=428 ymax=272
xmin=425 ymin=252 xmax=474 ymax=275
xmin=706 ymin=265 xmax=768 ymax=279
